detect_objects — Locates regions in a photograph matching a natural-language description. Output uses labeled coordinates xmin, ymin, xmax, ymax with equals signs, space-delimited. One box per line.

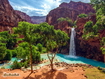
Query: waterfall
xmin=69 ymin=28 xmax=76 ymax=56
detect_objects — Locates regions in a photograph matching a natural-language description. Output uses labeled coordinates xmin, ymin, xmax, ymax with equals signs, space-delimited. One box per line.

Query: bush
xmin=11 ymin=60 xmax=21 ymax=69
xmin=97 ymin=66 xmax=102 ymax=70
xmin=4 ymin=50 xmax=12 ymax=60
xmin=84 ymin=21 xmax=93 ymax=33
xmin=78 ymin=14 xmax=88 ymax=18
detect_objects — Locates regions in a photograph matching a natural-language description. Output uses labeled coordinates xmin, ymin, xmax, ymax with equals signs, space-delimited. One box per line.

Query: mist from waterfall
xmin=69 ymin=28 xmax=76 ymax=56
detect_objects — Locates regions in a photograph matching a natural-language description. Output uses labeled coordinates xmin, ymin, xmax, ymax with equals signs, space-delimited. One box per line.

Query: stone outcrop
xmin=31 ymin=16 xmax=46 ymax=24
xmin=15 ymin=10 xmax=33 ymax=23
xmin=46 ymin=1 xmax=95 ymax=26
xmin=0 ymin=0 xmax=24 ymax=32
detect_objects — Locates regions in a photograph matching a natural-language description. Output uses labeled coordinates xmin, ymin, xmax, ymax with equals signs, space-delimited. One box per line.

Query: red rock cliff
xmin=46 ymin=1 xmax=95 ymax=26
xmin=59 ymin=1 xmax=95 ymax=14
xmin=15 ymin=10 xmax=33 ymax=23
xmin=0 ymin=0 xmax=24 ymax=32
xmin=75 ymin=15 xmax=104 ymax=62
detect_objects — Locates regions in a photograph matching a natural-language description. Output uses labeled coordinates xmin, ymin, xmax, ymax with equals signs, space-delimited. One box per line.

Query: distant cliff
xmin=0 ymin=0 xmax=24 ymax=32
xmin=46 ymin=1 xmax=95 ymax=26
xmin=31 ymin=16 xmax=46 ymax=24
xmin=15 ymin=10 xmax=33 ymax=23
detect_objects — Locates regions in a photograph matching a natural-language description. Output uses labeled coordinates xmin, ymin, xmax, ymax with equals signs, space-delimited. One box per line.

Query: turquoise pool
xmin=0 ymin=53 xmax=105 ymax=68
xmin=41 ymin=53 xmax=105 ymax=68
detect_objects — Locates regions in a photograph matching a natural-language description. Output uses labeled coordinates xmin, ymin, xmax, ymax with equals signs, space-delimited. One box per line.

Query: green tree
xmin=0 ymin=31 xmax=18 ymax=61
xmin=84 ymin=21 xmax=93 ymax=33
xmin=35 ymin=22 xmax=69 ymax=71
xmin=13 ymin=22 xmax=38 ymax=73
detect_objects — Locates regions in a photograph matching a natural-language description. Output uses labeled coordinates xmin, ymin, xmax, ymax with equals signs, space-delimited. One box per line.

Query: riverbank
xmin=0 ymin=63 xmax=86 ymax=79
xmin=1 ymin=62 xmax=105 ymax=79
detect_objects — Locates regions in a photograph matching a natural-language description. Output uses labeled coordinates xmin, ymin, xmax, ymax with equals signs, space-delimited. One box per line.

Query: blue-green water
xmin=0 ymin=54 xmax=105 ymax=68
xmin=56 ymin=54 xmax=105 ymax=68
xmin=0 ymin=57 xmax=21 ymax=69
xmin=41 ymin=53 xmax=105 ymax=68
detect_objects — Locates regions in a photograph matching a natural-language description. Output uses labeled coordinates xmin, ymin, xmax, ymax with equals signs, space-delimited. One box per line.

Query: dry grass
xmin=84 ymin=67 xmax=105 ymax=79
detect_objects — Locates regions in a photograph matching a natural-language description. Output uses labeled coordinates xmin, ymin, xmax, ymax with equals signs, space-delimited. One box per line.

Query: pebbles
xmin=54 ymin=62 xmax=94 ymax=69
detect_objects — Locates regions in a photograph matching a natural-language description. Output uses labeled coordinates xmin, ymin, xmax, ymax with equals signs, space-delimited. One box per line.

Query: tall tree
xmin=13 ymin=22 xmax=37 ymax=73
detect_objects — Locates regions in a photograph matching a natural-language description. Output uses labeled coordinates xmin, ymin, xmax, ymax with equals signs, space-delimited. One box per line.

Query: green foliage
xmin=11 ymin=50 xmax=17 ymax=57
xmin=78 ymin=14 xmax=88 ymax=18
xmin=0 ymin=45 xmax=6 ymax=60
xmin=0 ymin=31 xmax=18 ymax=49
xmin=4 ymin=50 xmax=12 ymax=60
xmin=100 ymin=37 xmax=105 ymax=54
xmin=15 ymin=42 xmax=30 ymax=60
xmin=23 ymin=61 xmax=29 ymax=68
xmin=97 ymin=66 xmax=102 ymax=70
xmin=82 ymin=32 xmax=98 ymax=40
xmin=90 ymin=0 xmax=105 ymax=32
xmin=57 ymin=17 xmax=74 ymax=26
xmin=11 ymin=60 xmax=21 ymax=69
xmin=36 ymin=43 xmax=43 ymax=52
xmin=84 ymin=21 xmax=93 ymax=33
xmin=101 ymin=47 xmax=105 ymax=54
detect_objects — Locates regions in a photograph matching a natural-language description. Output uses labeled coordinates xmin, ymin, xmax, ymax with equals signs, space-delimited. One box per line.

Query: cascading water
xmin=69 ymin=28 xmax=76 ymax=56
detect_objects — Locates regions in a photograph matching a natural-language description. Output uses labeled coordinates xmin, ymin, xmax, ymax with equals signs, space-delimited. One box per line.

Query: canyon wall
xmin=15 ymin=10 xmax=33 ymax=23
xmin=0 ymin=0 xmax=24 ymax=32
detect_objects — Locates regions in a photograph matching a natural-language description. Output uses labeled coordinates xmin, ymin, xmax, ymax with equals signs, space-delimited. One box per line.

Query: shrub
xmin=84 ymin=21 xmax=93 ymax=33
xmin=78 ymin=14 xmax=88 ymax=18
xmin=4 ymin=50 xmax=12 ymax=60
xmin=11 ymin=60 xmax=21 ymax=69
xmin=97 ymin=66 xmax=102 ymax=70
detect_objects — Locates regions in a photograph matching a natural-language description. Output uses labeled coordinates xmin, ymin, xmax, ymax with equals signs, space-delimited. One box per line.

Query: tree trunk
xmin=51 ymin=61 xmax=54 ymax=71
xmin=47 ymin=52 xmax=56 ymax=71
xmin=30 ymin=44 xmax=33 ymax=73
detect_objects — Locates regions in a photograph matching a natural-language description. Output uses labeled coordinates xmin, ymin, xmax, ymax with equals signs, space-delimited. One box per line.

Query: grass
xmin=84 ymin=67 xmax=105 ymax=79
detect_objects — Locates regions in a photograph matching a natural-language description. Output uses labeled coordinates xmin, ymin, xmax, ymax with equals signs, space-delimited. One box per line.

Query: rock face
xmin=15 ymin=10 xmax=33 ymax=23
xmin=0 ymin=0 xmax=24 ymax=32
xmin=59 ymin=1 xmax=95 ymax=14
xmin=46 ymin=1 xmax=95 ymax=26
xmin=31 ymin=16 xmax=46 ymax=24
xmin=75 ymin=15 xmax=104 ymax=62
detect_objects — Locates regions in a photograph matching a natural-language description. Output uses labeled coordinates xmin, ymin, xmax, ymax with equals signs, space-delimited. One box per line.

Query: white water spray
xmin=69 ymin=28 xmax=76 ymax=56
